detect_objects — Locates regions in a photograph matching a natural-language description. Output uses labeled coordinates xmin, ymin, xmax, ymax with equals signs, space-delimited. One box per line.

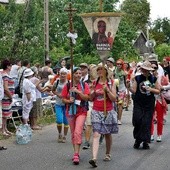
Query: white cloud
xmin=117 ymin=0 xmax=170 ymax=20
xmin=148 ymin=0 xmax=170 ymax=20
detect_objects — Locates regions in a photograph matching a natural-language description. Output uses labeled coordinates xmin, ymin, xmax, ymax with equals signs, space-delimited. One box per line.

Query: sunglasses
xmin=116 ymin=63 xmax=122 ymax=66
xmin=152 ymin=67 xmax=158 ymax=70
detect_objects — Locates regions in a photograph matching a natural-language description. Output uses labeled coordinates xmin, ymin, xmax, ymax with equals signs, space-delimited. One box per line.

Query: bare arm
xmin=145 ymin=80 xmax=160 ymax=94
xmin=126 ymin=78 xmax=137 ymax=94
xmin=26 ymin=93 xmax=31 ymax=102
xmin=104 ymin=83 xmax=117 ymax=102
xmin=70 ymin=86 xmax=89 ymax=101
xmin=3 ymin=81 xmax=12 ymax=100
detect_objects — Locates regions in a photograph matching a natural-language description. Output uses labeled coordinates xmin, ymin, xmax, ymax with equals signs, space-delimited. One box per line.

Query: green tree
xmin=155 ymin=43 xmax=170 ymax=61
xmin=0 ymin=0 xmax=140 ymax=65
xmin=121 ymin=0 xmax=150 ymax=31
xmin=150 ymin=18 xmax=170 ymax=45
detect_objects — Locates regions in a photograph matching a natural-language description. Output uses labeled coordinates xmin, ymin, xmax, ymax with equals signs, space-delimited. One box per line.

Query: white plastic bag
xmin=16 ymin=124 xmax=32 ymax=144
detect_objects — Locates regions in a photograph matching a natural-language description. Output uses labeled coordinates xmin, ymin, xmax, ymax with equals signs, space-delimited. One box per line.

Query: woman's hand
xmin=69 ymin=97 xmax=75 ymax=103
xmin=70 ymin=86 xmax=81 ymax=94
xmin=103 ymin=84 xmax=110 ymax=93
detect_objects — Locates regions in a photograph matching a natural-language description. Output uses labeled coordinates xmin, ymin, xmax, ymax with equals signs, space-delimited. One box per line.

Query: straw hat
xmin=140 ymin=60 xmax=154 ymax=71
xmin=24 ymin=68 xmax=34 ymax=77
xmin=90 ymin=63 xmax=113 ymax=79
xmin=79 ymin=63 xmax=88 ymax=68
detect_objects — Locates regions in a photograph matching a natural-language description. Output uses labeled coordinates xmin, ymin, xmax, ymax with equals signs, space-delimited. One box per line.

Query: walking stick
xmin=65 ymin=3 xmax=77 ymax=114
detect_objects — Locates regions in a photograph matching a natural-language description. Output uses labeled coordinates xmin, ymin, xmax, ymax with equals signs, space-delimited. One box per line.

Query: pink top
xmin=93 ymin=81 xmax=113 ymax=111
xmin=61 ymin=82 xmax=90 ymax=117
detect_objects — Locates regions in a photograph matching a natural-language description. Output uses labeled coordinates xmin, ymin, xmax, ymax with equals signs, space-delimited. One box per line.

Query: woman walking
xmin=114 ymin=59 xmax=127 ymax=125
xmin=52 ymin=68 xmax=69 ymax=143
xmin=89 ymin=64 xmax=118 ymax=168
xmin=61 ymin=67 xmax=90 ymax=165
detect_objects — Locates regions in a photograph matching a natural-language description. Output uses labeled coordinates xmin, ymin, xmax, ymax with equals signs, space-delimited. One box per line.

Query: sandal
xmin=6 ymin=131 xmax=14 ymax=135
xmin=31 ymin=126 xmax=42 ymax=130
xmin=103 ymin=154 xmax=111 ymax=161
xmin=89 ymin=159 xmax=97 ymax=168
xmin=62 ymin=137 xmax=66 ymax=143
xmin=2 ymin=132 xmax=10 ymax=137
xmin=0 ymin=146 xmax=7 ymax=150
xmin=72 ymin=153 xmax=79 ymax=165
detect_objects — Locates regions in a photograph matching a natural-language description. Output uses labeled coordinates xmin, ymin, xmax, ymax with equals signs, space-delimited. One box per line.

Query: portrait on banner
xmin=92 ymin=17 xmax=114 ymax=51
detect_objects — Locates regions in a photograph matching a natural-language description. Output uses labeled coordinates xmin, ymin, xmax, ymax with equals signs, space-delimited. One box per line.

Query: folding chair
xmin=8 ymin=100 xmax=23 ymax=129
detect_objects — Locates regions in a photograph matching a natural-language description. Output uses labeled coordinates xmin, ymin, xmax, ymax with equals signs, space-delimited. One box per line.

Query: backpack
xmin=52 ymin=79 xmax=70 ymax=91
xmin=15 ymin=69 xmax=26 ymax=98
xmin=160 ymin=75 xmax=170 ymax=104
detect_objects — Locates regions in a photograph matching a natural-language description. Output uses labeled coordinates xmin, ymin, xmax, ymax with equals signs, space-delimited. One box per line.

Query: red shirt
xmin=61 ymin=82 xmax=90 ymax=117
xmin=93 ymin=81 xmax=114 ymax=111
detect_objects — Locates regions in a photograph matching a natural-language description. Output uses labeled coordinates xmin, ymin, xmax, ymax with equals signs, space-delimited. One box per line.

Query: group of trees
xmin=0 ymin=0 xmax=170 ymax=66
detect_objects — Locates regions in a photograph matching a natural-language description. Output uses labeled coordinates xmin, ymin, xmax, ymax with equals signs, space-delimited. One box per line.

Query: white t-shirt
xmin=30 ymin=77 xmax=42 ymax=99
xmin=157 ymin=65 xmax=164 ymax=84
xmin=22 ymin=78 xmax=36 ymax=103
xmin=10 ymin=64 xmax=19 ymax=78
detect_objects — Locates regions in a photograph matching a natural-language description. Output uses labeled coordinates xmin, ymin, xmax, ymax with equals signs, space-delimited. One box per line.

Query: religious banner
xmin=79 ymin=12 xmax=122 ymax=60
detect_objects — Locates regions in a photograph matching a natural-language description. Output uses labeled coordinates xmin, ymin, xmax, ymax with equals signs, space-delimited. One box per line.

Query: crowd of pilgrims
xmin=0 ymin=54 xmax=170 ymax=167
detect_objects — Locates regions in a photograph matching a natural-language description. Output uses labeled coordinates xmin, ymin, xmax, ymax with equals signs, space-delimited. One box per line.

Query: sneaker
xmin=89 ymin=159 xmax=97 ymax=168
xmin=156 ymin=135 xmax=162 ymax=142
xmin=133 ymin=140 xmax=141 ymax=149
xmin=57 ymin=135 xmax=62 ymax=143
xmin=118 ymin=120 xmax=122 ymax=125
xmin=151 ymin=135 xmax=154 ymax=142
xmin=143 ymin=142 xmax=150 ymax=149
xmin=163 ymin=119 xmax=166 ymax=125
xmin=82 ymin=141 xmax=90 ymax=149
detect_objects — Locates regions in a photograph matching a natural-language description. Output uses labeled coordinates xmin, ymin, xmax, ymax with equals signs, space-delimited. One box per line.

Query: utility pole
xmin=44 ymin=0 xmax=49 ymax=62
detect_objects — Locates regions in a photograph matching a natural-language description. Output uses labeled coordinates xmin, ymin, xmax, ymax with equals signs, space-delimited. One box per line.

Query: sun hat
xmin=140 ymin=60 xmax=154 ymax=71
xmin=59 ymin=67 xmax=68 ymax=74
xmin=24 ymin=68 xmax=34 ymax=77
xmin=107 ymin=57 xmax=115 ymax=64
xmin=90 ymin=63 xmax=113 ymax=79
xmin=79 ymin=63 xmax=88 ymax=68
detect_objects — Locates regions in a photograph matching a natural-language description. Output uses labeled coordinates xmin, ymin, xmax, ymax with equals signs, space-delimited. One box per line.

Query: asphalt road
xmin=0 ymin=104 xmax=170 ymax=170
